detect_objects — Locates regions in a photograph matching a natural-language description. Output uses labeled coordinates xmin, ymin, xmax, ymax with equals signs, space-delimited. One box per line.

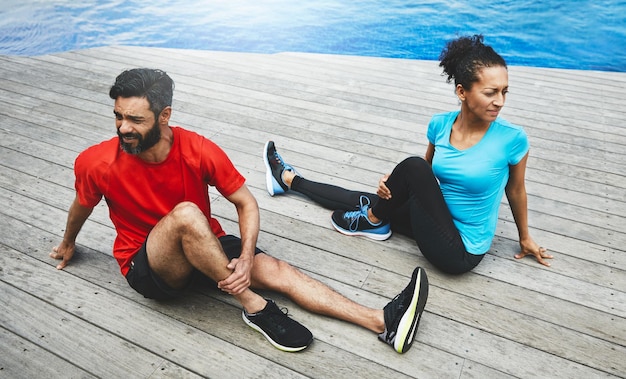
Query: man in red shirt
xmin=51 ymin=68 xmax=428 ymax=354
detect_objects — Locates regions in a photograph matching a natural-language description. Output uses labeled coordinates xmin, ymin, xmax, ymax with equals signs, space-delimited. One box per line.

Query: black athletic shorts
xmin=125 ymin=234 xmax=263 ymax=300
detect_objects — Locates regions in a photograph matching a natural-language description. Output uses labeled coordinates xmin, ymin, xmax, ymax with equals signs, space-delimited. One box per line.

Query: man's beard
xmin=118 ymin=121 xmax=161 ymax=155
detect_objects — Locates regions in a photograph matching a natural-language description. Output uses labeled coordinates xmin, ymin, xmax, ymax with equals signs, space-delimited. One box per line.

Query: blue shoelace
xmin=273 ymin=150 xmax=287 ymax=170
xmin=343 ymin=195 xmax=372 ymax=231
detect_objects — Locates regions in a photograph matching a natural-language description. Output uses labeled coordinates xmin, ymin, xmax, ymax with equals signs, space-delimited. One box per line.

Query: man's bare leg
xmin=249 ymin=253 xmax=385 ymax=334
xmin=251 ymin=255 xmax=429 ymax=353
xmin=145 ymin=201 xmax=266 ymax=313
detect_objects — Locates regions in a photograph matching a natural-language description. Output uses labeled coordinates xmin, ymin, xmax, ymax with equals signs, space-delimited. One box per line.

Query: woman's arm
xmin=377 ymin=143 xmax=435 ymax=200
xmin=506 ymin=153 xmax=553 ymax=267
xmin=424 ymin=143 xmax=435 ymax=164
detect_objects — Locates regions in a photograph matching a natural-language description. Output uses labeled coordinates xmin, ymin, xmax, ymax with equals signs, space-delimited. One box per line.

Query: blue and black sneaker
xmin=330 ymin=195 xmax=392 ymax=240
xmin=379 ymin=267 xmax=429 ymax=354
xmin=263 ymin=141 xmax=299 ymax=196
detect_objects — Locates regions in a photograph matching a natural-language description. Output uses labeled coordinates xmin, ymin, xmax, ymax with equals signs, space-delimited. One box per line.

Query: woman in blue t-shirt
xmin=264 ymin=35 xmax=551 ymax=274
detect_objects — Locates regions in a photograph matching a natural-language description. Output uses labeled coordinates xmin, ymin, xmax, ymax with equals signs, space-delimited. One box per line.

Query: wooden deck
xmin=0 ymin=46 xmax=624 ymax=378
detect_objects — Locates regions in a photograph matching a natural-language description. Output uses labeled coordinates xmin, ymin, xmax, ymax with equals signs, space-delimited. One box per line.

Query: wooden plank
xmin=64 ymin=49 xmax=616 ymax=151
xmin=0 ymin=278 xmax=189 ymax=379
xmin=2 ymin=52 xmax=620 ymax=199
xmin=0 ymin=211 xmax=456 ymax=378
xmin=0 ymin=327 xmax=96 ymax=379
xmin=1 ymin=171 xmax=612 ymax=378
xmin=3 ymin=152 xmax=624 ymax=333
xmin=2 ymin=107 xmax=623 ymax=342
xmin=0 ymin=245 xmax=310 ymax=379
xmin=0 ymin=80 xmax=620 ymax=306
xmin=4 ymin=46 xmax=624 ymax=143
xmin=0 ymin=47 xmax=624 ymax=378
xmin=0 ymin=157 xmax=458 ymax=376
xmin=0 ymin=50 xmax=620 ymax=196
xmin=2 ymin=71 xmax=624 ymax=245
xmin=78 ymin=47 xmax=626 ymax=133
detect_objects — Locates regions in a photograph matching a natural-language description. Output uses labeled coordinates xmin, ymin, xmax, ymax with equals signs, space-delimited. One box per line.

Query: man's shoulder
xmin=174 ymin=126 xmax=210 ymax=142
xmin=173 ymin=126 xmax=223 ymax=153
xmin=75 ymin=137 xmax=119 ymax=170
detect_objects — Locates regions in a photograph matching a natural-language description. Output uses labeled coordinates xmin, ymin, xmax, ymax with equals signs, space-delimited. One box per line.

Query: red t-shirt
xmin=74 ymin=127 xmax=246 ymax=275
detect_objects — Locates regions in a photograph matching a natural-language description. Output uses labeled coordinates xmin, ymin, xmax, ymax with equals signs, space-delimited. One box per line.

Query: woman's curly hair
xmin=439 ymin=35 xmax=507 ymax=90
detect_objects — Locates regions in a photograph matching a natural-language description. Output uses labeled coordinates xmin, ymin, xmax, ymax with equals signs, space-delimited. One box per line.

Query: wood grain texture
xmin=0 ymin=47 xmax=624 ymax=378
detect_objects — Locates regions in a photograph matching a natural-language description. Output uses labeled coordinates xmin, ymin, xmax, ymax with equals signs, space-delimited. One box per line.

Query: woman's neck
xmin=450 ymin=111 xmax=490 ymax=150
xmin=457 ymin=110 xmax=490 ymax=132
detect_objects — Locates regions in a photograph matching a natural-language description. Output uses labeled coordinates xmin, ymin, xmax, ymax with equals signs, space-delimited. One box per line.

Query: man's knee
xmin=169 ymin=202 xmax=205 ymax=223
xmin=253 ymin=255 xmax=300 ymax=288
xmin=257 ymin=254 xmax=290 ymax=273
xmin=171 ymin=201 xmax=202 ymax=216
xmin=164 ymin=202 xmax=213 ymax=236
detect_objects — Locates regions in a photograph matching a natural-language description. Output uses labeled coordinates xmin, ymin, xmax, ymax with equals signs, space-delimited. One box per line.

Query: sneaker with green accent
xmin=379 ymin=267 xmax=429 ymax=353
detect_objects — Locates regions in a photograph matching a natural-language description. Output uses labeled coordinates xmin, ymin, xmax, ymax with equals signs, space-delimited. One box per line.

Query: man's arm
xmin=230 ymin=184 xmax=260 ymax=260
xmin=50 ymin=195 xmax=94 ymax=270
xmin=217 ymin=184 xmax=260 ymax=295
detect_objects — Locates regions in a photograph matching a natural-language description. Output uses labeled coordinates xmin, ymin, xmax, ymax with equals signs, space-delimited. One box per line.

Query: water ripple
xmin=0 ymin=0 xmax=624 ymax=71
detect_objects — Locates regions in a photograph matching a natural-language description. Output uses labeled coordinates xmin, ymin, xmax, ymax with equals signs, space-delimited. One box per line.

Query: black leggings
xmin=291 ymin=156 xmax=483 ymax=274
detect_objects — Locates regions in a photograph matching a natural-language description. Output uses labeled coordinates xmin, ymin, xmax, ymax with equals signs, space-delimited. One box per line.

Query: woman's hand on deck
xmin=514 ymin=237 xmax=553 ymax=267
xmin=377 ymin=174 xmax=392 ymax=199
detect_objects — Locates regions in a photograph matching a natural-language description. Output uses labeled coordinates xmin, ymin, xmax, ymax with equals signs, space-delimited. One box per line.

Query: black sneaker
xmin=263 ymin=141 xmax=299 ymax=196
xmin=330 ymin=195 xmax=391 ymax=240
xmin=243 ymin=299 xmax=313 ymax=352
xmin=378 ymin=267 xmax=429 ymax=354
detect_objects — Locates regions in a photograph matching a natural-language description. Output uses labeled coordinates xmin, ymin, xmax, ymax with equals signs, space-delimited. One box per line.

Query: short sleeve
xmin=74 ymin=150 xmax=105 ymax=208
xmin=426 ymin=117 xmax=436 ymax=145
xmin=200 ymin=138 xmax=246 ymax=197
xmin=509 ymin=127 xmax=529 ymax=165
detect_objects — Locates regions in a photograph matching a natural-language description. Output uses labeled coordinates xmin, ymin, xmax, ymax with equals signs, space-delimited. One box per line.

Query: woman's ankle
xmin=367 ymin=209 xmax=381 ymax=224
xmin=282 ymin=170 xmax=295 ymax=187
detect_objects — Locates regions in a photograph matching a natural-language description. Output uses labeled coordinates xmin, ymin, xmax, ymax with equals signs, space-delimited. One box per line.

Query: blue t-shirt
xmin=427 ymin=111 xmax=529 ymax=255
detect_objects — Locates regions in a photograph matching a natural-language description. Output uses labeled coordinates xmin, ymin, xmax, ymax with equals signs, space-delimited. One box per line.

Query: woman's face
xmin=458 ymin=65 xmax=509 ymax=123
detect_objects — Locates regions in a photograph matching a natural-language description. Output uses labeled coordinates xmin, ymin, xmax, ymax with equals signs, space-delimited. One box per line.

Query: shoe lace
xmin=381 ymin=290 xmax=407 ymax=342
xmin=272 ymin=149 xmax=287 ymax=170
xmin=389 ymin=291 xmax=407 ymax=313
xmin=385 ymin=275 xmax=414 ymax=327
xmin=343 ymin=195 xmax=371 ymax=231
xmin=266 ymin=305 xmax=293 ymax=332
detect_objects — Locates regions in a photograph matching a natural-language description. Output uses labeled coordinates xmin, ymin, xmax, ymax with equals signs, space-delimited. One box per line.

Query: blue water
xmin=1 ymin=0 xmax=625 ymax=72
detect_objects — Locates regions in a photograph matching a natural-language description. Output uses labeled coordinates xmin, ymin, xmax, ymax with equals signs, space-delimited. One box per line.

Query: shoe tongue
xmin=266 ymin=301 xmax=288 ymax=316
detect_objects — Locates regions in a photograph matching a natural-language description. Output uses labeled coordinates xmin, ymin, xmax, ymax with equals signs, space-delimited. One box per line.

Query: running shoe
xmin=263 ymin=141 xmax=298 ymax=196
xmin=243 ymin=299 xmax=313 ymax=352
xmin=379 ymin=267 xmax=429 ymax=354
xmin=330 ymin=195 xmax=391 ymax=240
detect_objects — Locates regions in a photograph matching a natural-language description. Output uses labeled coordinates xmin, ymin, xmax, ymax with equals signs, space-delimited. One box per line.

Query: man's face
xmin=114 ymin=96 xmax=161 ymax=155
